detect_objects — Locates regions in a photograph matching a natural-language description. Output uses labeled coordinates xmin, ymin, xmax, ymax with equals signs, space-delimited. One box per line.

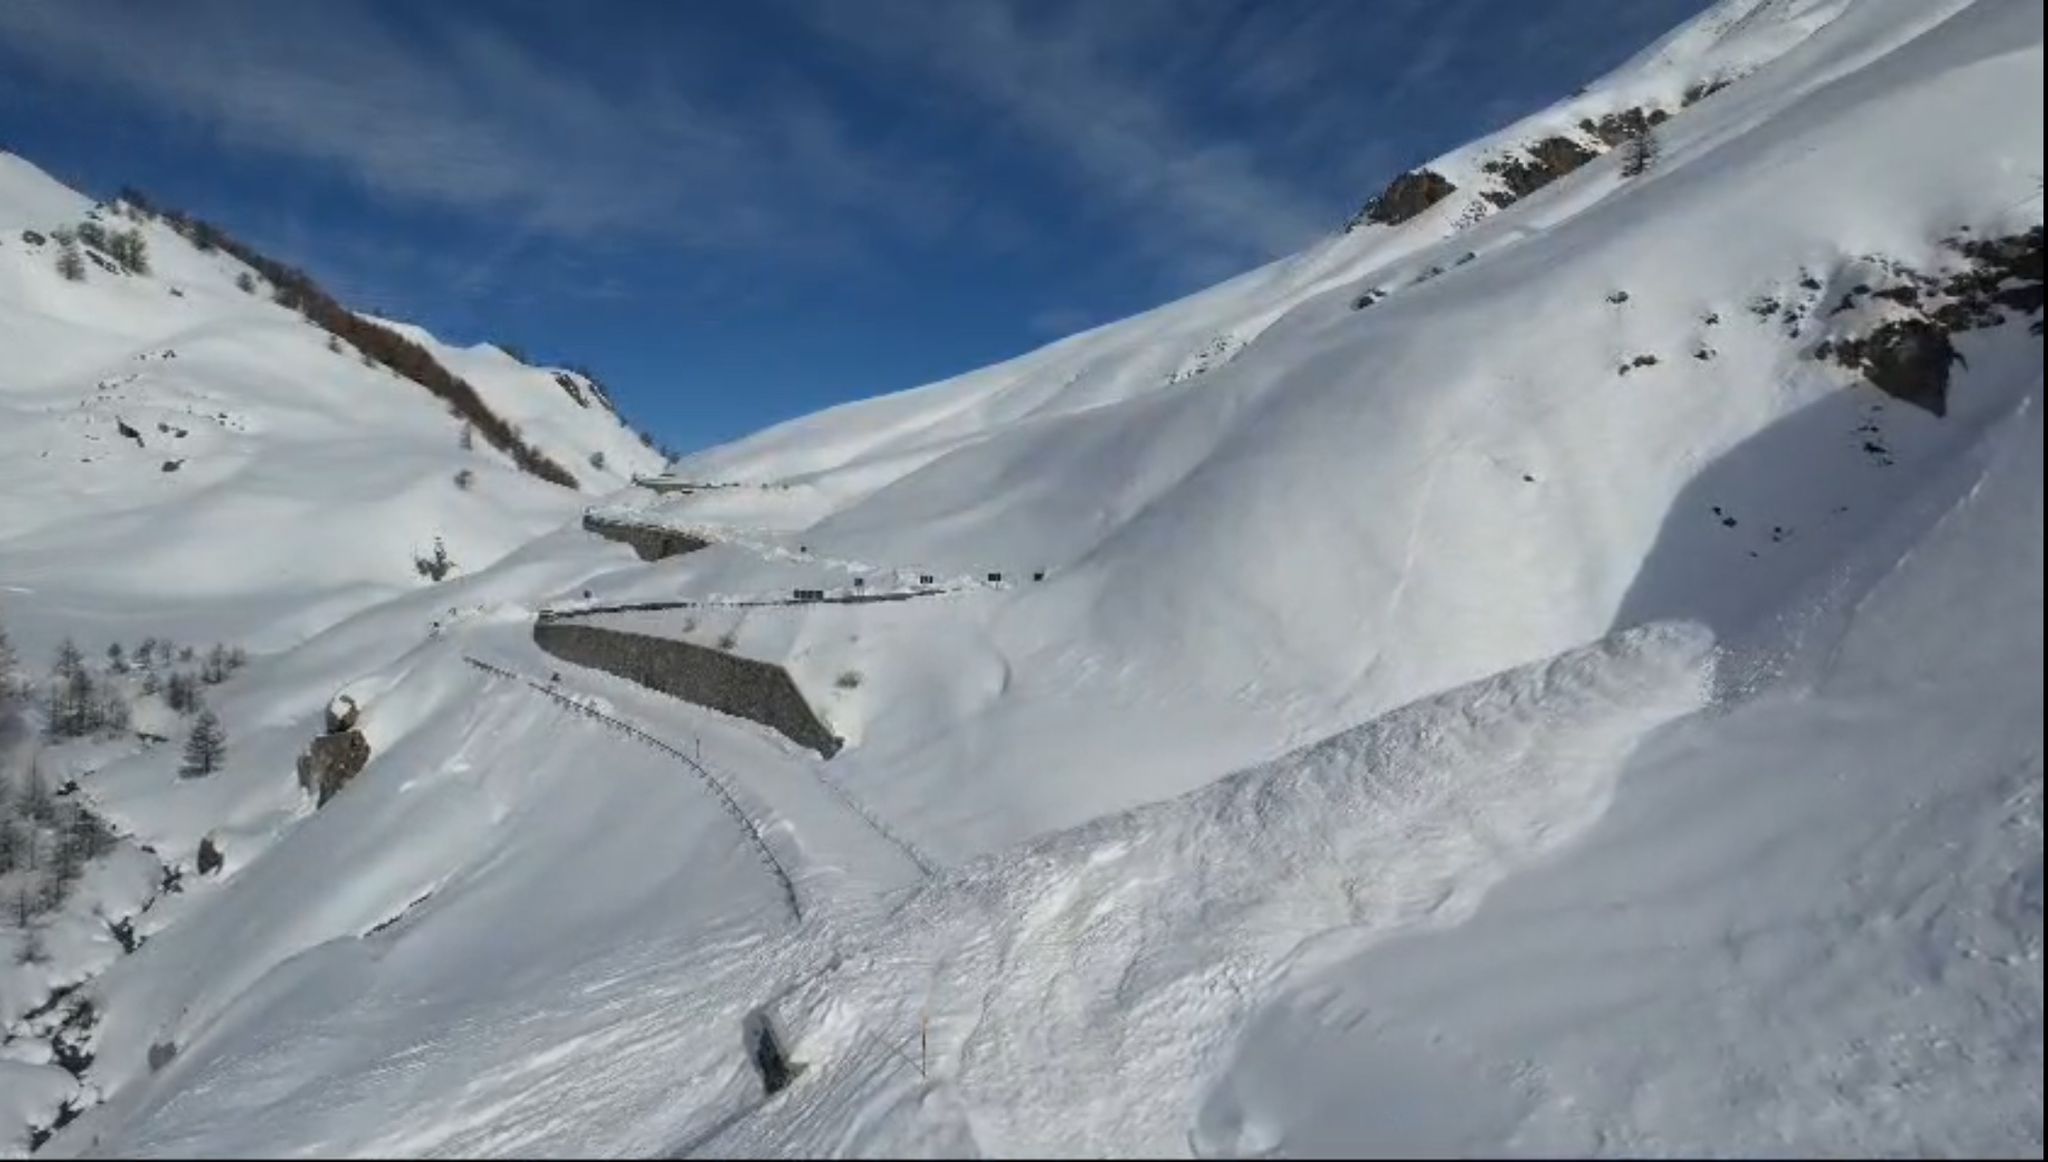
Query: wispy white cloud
xmin=0 ymin=0 xmax=954 ymax=259
xmin=803 ymin=0 xmax=1339 ymax=283
xmin=0 ymin=0 xmax=1710 ymax=300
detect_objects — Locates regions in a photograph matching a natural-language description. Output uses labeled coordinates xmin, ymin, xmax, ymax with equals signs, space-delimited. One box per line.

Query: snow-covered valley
xmin=1 ymin=0 xmax=2040 ymax=1155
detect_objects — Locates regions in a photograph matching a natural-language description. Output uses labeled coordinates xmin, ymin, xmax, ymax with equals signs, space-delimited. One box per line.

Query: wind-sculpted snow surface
xmin=1192 ymin=389 xmax=2046 ymax=1158
xmin=693 ymin=622 xmax=1715 ymax=1157
xmin=45 ymin=623 xmax=1710 ymax=1159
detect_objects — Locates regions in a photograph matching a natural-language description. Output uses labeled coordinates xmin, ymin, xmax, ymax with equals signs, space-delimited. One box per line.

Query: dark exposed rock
xmin=1351 ymin=288 xmax=1385 ymax=311
xmin=1941 ymin=226 xmax=2045 ymax=322
xmin=1813 ymin=228 xmax=2040 ymax=417
xmin=297 ymin=728 xmax=372 ymax=805
xmin=744 ymin=1009 xmax=798 ymax=1096
xmin=1480 ymin=136 xmax=1599 ymax=206
xmin=1349 ymin=169 xmax=1457 ymax=229
xmin=21 ymin=229 xmax=47 ymax=246
xmin=148 ymin=1041 xmax=179 ymax=1073
xmin=28 ymin=1101 xmax=80 ymax=1151
xmin=196 ymin=835 xmax=223 ymax=876
xmin=160 ymin=459 xmax=183 ymax=472
xmin=116 ymin=418 xmax=143 ymax=446
xmin=325 ymin=693 xmax=360 ymax=734
xmin=52 ymin=999 xmax=99 ymax=1077
xmin=1822 ymin=320 xmax=1959 ymax=417
xmin=553 ymin=371 xmax=589 ymax=408
xmin=1607 ymin=290 xmax=1631 ymax=304
xmin=1683 ymin=77 xmax=1732 ymax=105
xmin=1577 ymin=106 xmax=1670 ymax=147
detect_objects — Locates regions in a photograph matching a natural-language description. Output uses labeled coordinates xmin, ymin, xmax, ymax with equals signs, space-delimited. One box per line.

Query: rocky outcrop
xmin=1480 ymin=136 xmax=1599 ymax=206
xmin=1822 ymin=320 xmax=1960 ymax=416
xmin=297 ymin=708 xmax=372 ymax=807
xmin=534 ymin=621 xmax=842 ymax=758
xmin=1683 ymin=77 xmax=1732 ymax=106
xmin=581 ymin=514 xmax=711 ymax=562
xmin=1347 ymin=169 xmax=1457 ymax=230
xmin=553 ymin=372 xmax=589 ymax=408
xmin=1814 ymin=227 xmax=2043 ymax=416
xmin=1577 ymin=106 xmax=1670 ymax=147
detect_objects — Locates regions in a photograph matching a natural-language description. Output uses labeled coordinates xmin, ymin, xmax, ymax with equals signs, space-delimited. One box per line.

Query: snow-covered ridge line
xmin=118 ymin=188 xmax=577 ymax=488
xmin=89 ymin=184 xmax=660 ymax=492
xmin=1345 ymin=0 xmax=1862 ymax=230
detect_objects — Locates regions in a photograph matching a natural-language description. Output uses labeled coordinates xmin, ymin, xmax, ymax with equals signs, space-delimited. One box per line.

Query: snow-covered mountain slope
xmin=363 ymin=316 xmax=657 ymax=493
xmin=580 ymin=0 xmax=2043 ymax=858
xmin=8 ymin=0 xmax=2041 ymax=1156
xmin=0 ymin=152 xmax=659 ymax=656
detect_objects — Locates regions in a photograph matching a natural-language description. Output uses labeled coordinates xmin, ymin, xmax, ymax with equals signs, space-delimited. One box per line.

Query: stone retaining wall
xmin=533 ymin=621 xmax=842 ymax=758
xmin=581 ymin=514 xmax=711 ymax=561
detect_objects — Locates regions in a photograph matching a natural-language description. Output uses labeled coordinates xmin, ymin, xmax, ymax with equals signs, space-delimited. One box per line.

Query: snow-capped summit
xmin=1 ymin=0 xmax=2038 ymax=1156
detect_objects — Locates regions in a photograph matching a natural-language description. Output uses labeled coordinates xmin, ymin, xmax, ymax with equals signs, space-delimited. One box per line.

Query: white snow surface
xmin=0 ymin=156 xmax=656 ymax=657
xmin=0 ymin=0 xmax=2038 ymax=1156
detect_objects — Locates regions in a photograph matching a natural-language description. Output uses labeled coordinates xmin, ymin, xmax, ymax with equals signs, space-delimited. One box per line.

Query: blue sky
xmin=0 ymin=0 xmax=1706 ymax=454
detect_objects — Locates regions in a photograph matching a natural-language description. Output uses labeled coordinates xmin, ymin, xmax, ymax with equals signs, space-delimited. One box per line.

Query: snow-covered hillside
xmin=0 ymin=152 xmax=661 ymax=656
xmin=2 ymin=0 xmax=2039 ymax=1156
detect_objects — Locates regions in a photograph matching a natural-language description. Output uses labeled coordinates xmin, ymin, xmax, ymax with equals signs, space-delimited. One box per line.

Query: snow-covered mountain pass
xmin=559 ymin=0 xmax=2043 ymax=862
xmin=4 ymin=0 xmax=2040 ymax=1156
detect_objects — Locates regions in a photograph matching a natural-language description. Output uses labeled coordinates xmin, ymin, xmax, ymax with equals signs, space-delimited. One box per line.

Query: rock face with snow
xmin=1349 ymin=168 xmax=1457 ymax=227
xmin=3 ymin=0 xmax=2041 ymax=1157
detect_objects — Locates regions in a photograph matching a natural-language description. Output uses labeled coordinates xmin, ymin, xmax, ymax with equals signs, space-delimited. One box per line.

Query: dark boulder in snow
xmin=325 ymin=693 xmax=360 ymax=734
xmin=1824 ymin=320 xmax=1959 ymax=417
xmin=297 ymin=728 xmax=372 ymax=805
xmin=197 ymin=835 xmax=223 ymax=876
xmin=743 ymin=1009 xmax=798 ymax=1096
xmin=1350 ymin=169 xmax=1457 ymax=229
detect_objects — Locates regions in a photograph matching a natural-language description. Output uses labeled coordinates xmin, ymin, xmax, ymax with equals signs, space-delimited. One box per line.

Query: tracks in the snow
xmin=464 ymin=656 xmax=939 ymax=921
xmin=464 ymin=656 xmax=805 ymax=924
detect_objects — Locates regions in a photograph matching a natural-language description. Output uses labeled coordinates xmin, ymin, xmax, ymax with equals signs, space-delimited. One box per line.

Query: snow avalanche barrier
xmin=580 ymin=513 xmax=711 ymax=561
xmin=532 ymin=620 xmax=843 ymax=758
